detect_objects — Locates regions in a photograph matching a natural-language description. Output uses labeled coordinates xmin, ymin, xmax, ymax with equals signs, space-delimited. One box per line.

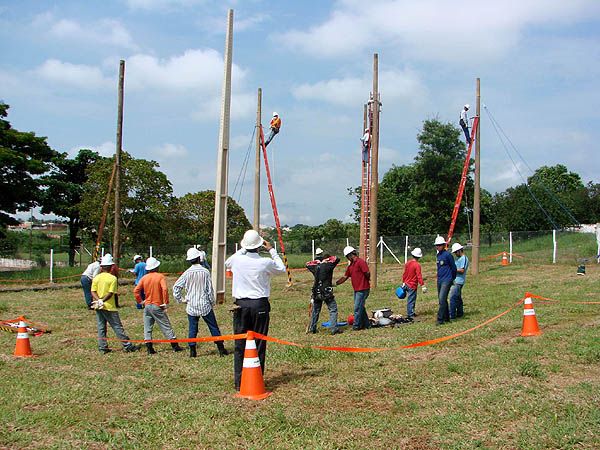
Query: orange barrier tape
xmin=525 ymin=293 xmax=600 ymax=305
xmin=98 ymin=334 xmax=247 ymax=344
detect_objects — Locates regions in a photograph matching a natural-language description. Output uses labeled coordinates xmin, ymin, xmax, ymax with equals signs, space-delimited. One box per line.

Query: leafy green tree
xmin=0 ymin=103 xmax=58 ymax=235
xmin=40 ymin=149 xmax=101 ymax=266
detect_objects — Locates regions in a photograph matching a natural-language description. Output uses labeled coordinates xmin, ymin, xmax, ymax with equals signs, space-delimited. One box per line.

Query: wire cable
xmin=230 ymin=127 xmax=256 ymax=203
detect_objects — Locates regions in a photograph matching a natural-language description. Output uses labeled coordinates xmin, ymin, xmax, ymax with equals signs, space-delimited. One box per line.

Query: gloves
xmin=422 ymin=286 xmax=428 ymax=294
xmin=91 ymin=299 xmax=105 ymax=310
xmin=136 ymin=302 xmax=143 ymax=310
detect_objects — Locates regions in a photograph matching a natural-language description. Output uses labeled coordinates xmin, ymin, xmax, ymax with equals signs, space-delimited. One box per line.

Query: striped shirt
xmin=172 ymin=264 xmax=215 ymax=317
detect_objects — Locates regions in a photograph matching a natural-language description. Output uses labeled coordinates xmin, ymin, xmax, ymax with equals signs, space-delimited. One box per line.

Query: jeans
xmin=353 ymin=289 xmax=371 ymax=330
xmin=264 ymin=128 xmax=279 ymax=146
xmin=308 ymin=296 xmax=339 ymax=333
xmin=143 ymin=304 xmax=177 ymax=341
xmin=449 ymin=283 xmax=464 ymax=319
xmin=96 ymin=310 xmax=135 ymax=351
xmin=188 ymin=310 xmax=224 ymax=349
xmin=461 ymin=124 xmax=471 ymax=144
xmin=437 ymin=281 xmax=452 ymax=324
xmin=406 ymin=287 xmax=417 ymax=318
xmin=81 ymin=276 xmax=93 ymax=308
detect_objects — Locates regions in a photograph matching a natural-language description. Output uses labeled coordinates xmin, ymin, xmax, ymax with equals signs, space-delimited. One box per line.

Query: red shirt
xmin=344 ymin=257 xmax=370 ymax=291
xmin=402 ymin=259 xmax=424 ymax=290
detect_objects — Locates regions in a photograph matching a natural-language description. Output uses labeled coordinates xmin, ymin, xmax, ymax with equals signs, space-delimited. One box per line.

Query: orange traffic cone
xmin=501 ymin=252 xmax=509 ymax=266
xmin=521 ymin=296 xmax=541 ymax=336
xmin=14 ymin=318 xmax=33 ymax=357
xmin=235 ymin=331 xmax=272 ymax=400
xmin=226 ymin=268 xmax=233 ymax=279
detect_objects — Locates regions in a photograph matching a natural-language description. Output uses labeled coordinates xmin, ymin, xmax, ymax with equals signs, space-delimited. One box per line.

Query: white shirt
xmin=172 ymin=264 xmax=215 ymax=317
xmin=361 ymin=131 xmax=370 ymax=144
xmin=460 ymin=109 xmax=469 ymax=125
xmin=82 ymin=261 xmax=100 ymax=280
xmin=225 ymin=248 xmax=286 ymax=299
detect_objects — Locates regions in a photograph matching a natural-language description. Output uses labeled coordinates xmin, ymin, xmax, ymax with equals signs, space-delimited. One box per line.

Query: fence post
xmin=311 ymin=239 xmax=315 ymax=261
xmin=552 ymin=229 xmax=557 ymax=264
xmin=50 ymin=249 xmax=54 ymax=283
xmin=380 ymin=236 xmax=384 ymax=263
xmin=101 ymin=247 xmax=105 ymax=257
xmin=509 ymin=231 xmax=513 ymax=263
xmin=235 ymin=243 xmax=238 ymax=252
xmin=596 ymin=223 xmax=600 ymax=264
xmin=149 ymin=246 xmax=153 ymax=258
xmin=404 ymin=236 xmax=408 ymax=264
xmin=346 ymin=237 xmax=350 ymax=247
xmin=274 ymin=241 xmax=277 ymax=252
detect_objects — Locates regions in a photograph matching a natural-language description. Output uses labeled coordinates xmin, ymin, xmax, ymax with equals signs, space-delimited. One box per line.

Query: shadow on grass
xmin=266 ymin=368 xmax=325 ymax=390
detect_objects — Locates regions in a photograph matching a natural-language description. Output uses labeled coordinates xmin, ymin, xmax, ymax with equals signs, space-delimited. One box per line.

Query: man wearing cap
xmin=173 ymin=248 xmax=228 ymax=358
xmin=130 ymin=255 xmax=147 ymax=309
xmin=91 ymin=254 xmax=140 ymax=354
xmin=336 ymin=246 xmax=371 ymax=331
xmin=449 ymin=243 xmax=469 ymax=320
xmin=225 ymin=229 xmax=286 ymax=391
xmin=81 ymin=257 xmax=101 ymax=309
xmin=401 ymin=248 xmax=427 ymax=320
xmin=306 ymin=248 xmax=342 ymax=335
xmin=264 ymin=112 xmax=281 ymax=147
xmin=459 ymin=104 xmax=471 ymax=145
xmin=434 ymin=236 xmax=457 ymax=325
xmin=134 ymin=257 xmax=183 ymax=354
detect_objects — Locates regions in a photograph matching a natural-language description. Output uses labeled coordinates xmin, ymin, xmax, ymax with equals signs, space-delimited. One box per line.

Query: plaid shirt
xmin=173 ymin=264 xmax=215 ymax=317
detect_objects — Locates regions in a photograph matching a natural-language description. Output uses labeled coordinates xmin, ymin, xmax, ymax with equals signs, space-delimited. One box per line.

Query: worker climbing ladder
xmin=258 ymin=126 xmax=293 ymax=286
xmin=360 ymin=97 xmax=374 ymax=261
xmin=447 ymin=116 xmax=480 ymax=242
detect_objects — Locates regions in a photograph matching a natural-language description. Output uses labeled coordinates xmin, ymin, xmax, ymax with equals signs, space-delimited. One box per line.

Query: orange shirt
xmin=134 ymin=272 xmax=169 ymax=306
xmin=270 ymin=117 xmax=281 ymax=129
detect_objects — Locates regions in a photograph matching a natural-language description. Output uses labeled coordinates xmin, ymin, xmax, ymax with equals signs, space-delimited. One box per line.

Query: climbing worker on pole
xmin=434 ymin=236 xmax=457 ymax=325
xmin=306 ymin=250 xmax=342 ymax=335
xmin=264 ymin=112 xmax=281 ymax=147
xmin=459 ymin=104 xmax=471 ymax=144
xmin=360 ymin=128 xmax=370 ymax=162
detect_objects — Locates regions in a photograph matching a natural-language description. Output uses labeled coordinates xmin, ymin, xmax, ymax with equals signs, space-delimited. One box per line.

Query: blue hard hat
xmin=395 ymin=286 xmax=407 ymax=299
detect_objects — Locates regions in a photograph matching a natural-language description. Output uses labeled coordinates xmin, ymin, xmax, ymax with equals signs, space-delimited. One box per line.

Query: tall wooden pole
xmin=472 ymin=78 xmax=481 ymax=275
xmin=253 ymin=88 xmax=262 ymax=230
xmin=113 ymin=59 xmax=125 ymax=264
xmin=359 ymin=103 xmax=368 ymax=258
xmin=212 ymin=9 xmax=234 ymax=303
xmin=369 ymin=54 xmax=380 ymax=287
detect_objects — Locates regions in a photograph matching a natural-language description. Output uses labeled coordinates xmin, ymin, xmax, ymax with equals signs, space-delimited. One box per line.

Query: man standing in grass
xmin=130 ymin=255 xmax=147 ymax=309
xmin=401 ymin=247 xmax=427 ymax=319
xmin=91 ymin=254 xmax=140 ymax=354
xmin=134 ymin=257 xmax=183 ymax=355
xmin=306 ymin=249 xmax=342 ymax=335
xmin=449 ymin=243 xmax=469 ymax=320
xmin=336 ymin=246 xmax=371 ymax=331
xmin=434 ymin=236 xmax=457 ymax=325
xmin=81 ymin=257 xmax=100 ymax=309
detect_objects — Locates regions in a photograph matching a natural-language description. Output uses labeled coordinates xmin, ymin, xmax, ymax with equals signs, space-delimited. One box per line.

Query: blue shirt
xmin=133 ymin=262 xmax=147 ymax=285
xmin=436 ymin=250 xmax=457 ymax=283
xmin=454 ymin=255 xmax=469 ymax=285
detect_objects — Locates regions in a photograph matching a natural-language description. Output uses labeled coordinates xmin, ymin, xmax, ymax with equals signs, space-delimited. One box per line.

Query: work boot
xmin=331 ymin=328 xmax=343 ymax=335
xmin=146 ymin=343 xmax=157 ymax=355
xmin=189 ymin=346 xmax=197 ymax=358
xmin=216 ymin=342 xmax=229 ymax=357
xmin=171 ymin=343 xmax=184 ymax=352
xmin=125 ymin=344 xmax=141 ymax=353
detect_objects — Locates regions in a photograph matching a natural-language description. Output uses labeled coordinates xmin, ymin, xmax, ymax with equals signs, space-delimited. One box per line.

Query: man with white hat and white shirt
xmin=81 ymin=257 xmax=101 ymax=309
xmin=225 ymin=229 xmax=286 ymax=391
xmin=173 ymin=247 xmax=228 ymax=358
xmin=91 ymin=254 xmax=140 ymax=354
xmin=459 ymin=104 xmax=471 ymax=145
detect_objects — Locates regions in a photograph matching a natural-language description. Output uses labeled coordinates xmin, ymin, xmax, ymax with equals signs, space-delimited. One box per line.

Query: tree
xmin=40 ymin=149 xmax=101 ymax=266
xmin=0 ymin=103 xmax=58 ymax=235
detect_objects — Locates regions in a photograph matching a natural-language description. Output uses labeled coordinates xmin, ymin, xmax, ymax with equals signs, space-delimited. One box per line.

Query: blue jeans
xmin=353 ymin=289 xmax=371 ymax=330
xmin=461 ymin=124 xmax=471 ymax=144
xmin=406 ymin=287 xmax=417 ymax=318
xmin=81 ymin=276 xmax=93 ymax=308
xmin=437 ymin=281 xmax=452 ymax=324
xmin=188 ymin=310 xmax=223 ymax=348
xmin=449 ymin=283 xmax=464 ymax=319
xmin=309 ymin=296 xmax=339 ymax=333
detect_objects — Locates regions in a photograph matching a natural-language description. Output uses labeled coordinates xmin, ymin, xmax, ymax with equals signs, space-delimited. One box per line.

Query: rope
xmin=230 ymin=127 xmax=256 ymax=203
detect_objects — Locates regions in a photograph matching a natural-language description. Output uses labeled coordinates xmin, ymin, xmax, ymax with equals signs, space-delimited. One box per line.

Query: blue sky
xmin=1 ymin=0 xmax=599 ymax=226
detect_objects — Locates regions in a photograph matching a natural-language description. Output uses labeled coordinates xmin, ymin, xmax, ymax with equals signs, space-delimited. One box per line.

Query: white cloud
xmin=281 ymin=0 xmax=600 ymax=62
xmin=124 ymin=0 xmax=205 ymax=11
xmin=35 ymin=60 xmax=112 ymax=89
xmin=69 ymin=141 xmax=115 ymax=158
xmin=198 ymin=12 xmax=269 ymax=34
xmin=154 ymin=143 xmax=189 ymax=158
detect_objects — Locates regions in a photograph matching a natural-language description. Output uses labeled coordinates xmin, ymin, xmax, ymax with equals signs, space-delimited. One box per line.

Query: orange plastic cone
xmin=226 ymin=268 xmax=233 ymax=279
xmin=521 ymin=296 xmax=541 ymax=336
xmin=235 ymin=331 xmax=272 ymax=400
xmin=14 ymin=319 xmax=33 ymax=357
xmin=501 ymin=252 xmax=509 ymax=266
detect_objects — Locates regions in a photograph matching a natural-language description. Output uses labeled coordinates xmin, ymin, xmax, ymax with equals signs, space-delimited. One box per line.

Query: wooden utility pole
xmin=113 ymin=59 xmax=125 ymax=264
xmin=211 ymin=9 xmax=234 ymax=304
xmin=472 ymin=78 xmax=481 ymax=275
xmin=253 ymin=88 xmax=262 ymax=230
xmin=359 ymin=103 xmax=368 ymax=259
xmin=369 ymin=53 xmax=380 ymax=287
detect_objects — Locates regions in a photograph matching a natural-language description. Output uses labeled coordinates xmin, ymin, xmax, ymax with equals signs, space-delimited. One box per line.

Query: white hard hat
xmin=451 ymin=242 xmax=464 ymax=253
xmin=241 ymin=229 xmax=264 ymax=250
xmin=272 ymin=111 xmax=278 ymax=117
xmin=186 ymin=247 xmax=202 ymax=261
xmin=411 ymin=247 xmax=423 ymax=258
xmin=315 ymin=247 xmax=323 ymax=256
xmin=100 ymin=254 xmax=114 ymax=266
xmin=133 ymin=254 xmax=142 ymax=262
xmin=434 ymin=235 xmax=446 ymax=246
xmin=343 ymin=245 xmax=356 ymax=257
xmin=464 ymin=104 xmax=470 ymax=109
xmin=145 ymin=257 xmax=160 ymax=271
xmin=198 ymin=250 xmax=206 ymax=261
xmin=364 ymin=128 xmax=369 ymax=132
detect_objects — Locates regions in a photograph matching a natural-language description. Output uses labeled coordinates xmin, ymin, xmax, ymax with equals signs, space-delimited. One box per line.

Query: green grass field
xmin=0 ymin=259 xmax=599 ymax=449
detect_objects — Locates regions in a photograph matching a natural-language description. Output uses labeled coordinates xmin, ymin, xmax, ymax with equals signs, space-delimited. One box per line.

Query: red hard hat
xmin=347 ymin=314 xmax=354 ymax=326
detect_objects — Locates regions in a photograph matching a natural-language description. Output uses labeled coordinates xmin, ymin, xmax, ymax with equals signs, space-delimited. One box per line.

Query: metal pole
xmin=346 ymin=237 xmax=350 ymax=247
xmin=50 ymin=249 xmax=54 ymax=283
xmin=472 ymin=77 xmax=481 ymax=275
xmin=553 ymin=229 xmax=557 ymax=264
xmin=369 ymin=53 xmax=380 ymax=287
xmin=29 ymin=209 xmax=33 ymax=261
xmin=379 ymin=236 xmax=383 ymax=263
xmin=311 ymin=239 xmax=315 ymax=261
xmin=404 ymin=235 xmax=408 ymax=264
xmin=509 ymin=231 xmax=513 ymax=263
xmin=101 ymin=247 xmax=105 ymax=257
xmin=113 ymin=60 xmax=125 ymax=268
xmin=149 ymin=246 xmax=153 ymax=258
xmin=211 ymin=9 xmax=234 ymax=304
xmin=253 ymin=88 xmax=262 ymax=230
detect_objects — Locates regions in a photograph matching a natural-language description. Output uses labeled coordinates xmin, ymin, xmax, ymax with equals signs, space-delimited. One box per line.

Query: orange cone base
xmin=14 ymin=321 xmax=34 ymax=357
xmin=235 ymin=390 xmax=273 ymax=401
